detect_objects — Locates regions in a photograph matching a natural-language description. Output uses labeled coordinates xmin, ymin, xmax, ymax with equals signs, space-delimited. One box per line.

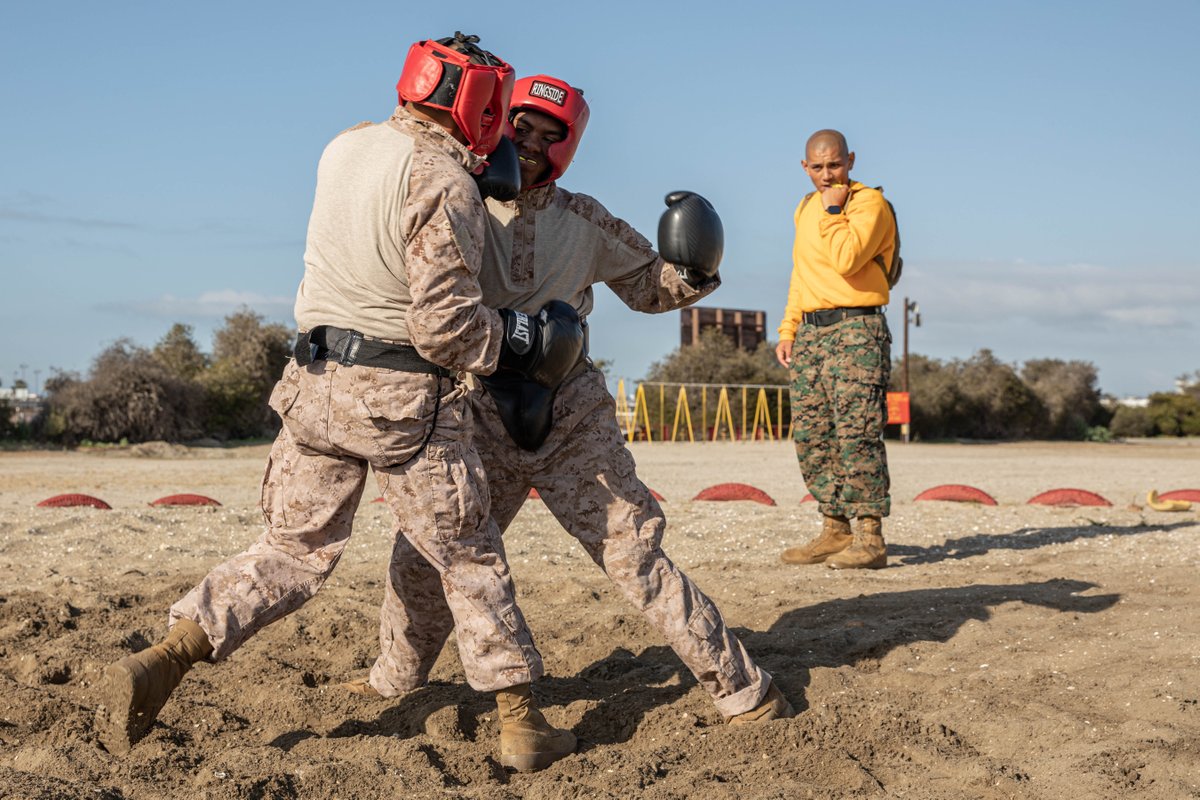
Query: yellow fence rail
xmin=615 ymin=380 xmax=793 ymax=443
xmin=614 ymin=380 xmax=909 ymax=442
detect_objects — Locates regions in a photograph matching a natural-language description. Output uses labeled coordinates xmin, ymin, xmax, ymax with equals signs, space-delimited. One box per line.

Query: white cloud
xmin=97 ymin=290 xmax=293 ymax=321
xmin=911 ymin=260 xmax=1198 ymax=330
xmin=892 ymin=259 xmax=1200 ymax=395
xmin=0 ymin=206 xmax=138 ymax=230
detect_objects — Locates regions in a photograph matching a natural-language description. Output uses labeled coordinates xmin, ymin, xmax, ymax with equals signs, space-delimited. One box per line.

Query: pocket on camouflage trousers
xmin=835 ymin=317 xmax=890 ymax=388
xmin=355 ymin=370 xmax=433 ymax=468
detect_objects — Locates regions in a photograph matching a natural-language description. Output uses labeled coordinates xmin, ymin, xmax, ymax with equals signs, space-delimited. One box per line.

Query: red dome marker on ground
xmin=150 ymin=494 xmax=221 ymax=507
xmin=800 ymin=493 xmax=816 ymax=503
xmin=693 ymin=483 xmax=777 ymax=506
xmin=1027 ymin=488 xmax=1112 ymax=507
xmin=913 ymin=484 xmax=999 ymax=506
xmin=1158 ymin=489 xmax=1200 ymax=503
xmin=36 ymin=494 xmax=112 ymax=510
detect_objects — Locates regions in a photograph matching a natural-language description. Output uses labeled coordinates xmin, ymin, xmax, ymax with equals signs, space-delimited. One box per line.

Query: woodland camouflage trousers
xmin=789 ymin=314 xmax=892 ymax=519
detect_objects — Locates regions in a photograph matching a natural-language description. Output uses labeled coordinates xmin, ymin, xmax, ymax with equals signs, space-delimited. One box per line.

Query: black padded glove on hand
xmin=497 ymin=300 xmax=585 ymax=388
xmin=473 ymin=136 xmax=521 ymax=202
xmin=657 ymin=191 xmax=724 ymax=286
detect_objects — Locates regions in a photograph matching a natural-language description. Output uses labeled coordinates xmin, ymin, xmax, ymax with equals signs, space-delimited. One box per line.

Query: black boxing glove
xmin=497 ymin=300 xmax=585 ymax=388
xmin=657 ymin=190 xmax=724 ymax=287
xmin=473 ymin=136 xmax=520 ymax=201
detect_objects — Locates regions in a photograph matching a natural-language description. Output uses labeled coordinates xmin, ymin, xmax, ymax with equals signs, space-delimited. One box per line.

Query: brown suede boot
xmin=727 ymin=682 xmax=796 ymax=726
xmin=826 ymin=517 xmax=887 ymax=570
xmin=95 ymin=619 xmax=212 ymax=755
xmin=780 ymin=515 xmax=852 ymax=564
xmin=495 ymin=683 xmax=576 ymax=772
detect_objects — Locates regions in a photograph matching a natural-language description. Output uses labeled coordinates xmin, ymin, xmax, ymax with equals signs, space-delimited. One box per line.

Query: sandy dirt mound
xmin=0 ymin=440 xmax=1197 ymax=799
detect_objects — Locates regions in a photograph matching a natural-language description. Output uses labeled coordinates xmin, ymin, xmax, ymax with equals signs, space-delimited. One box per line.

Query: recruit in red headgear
xmin=396 ymin=38 xmax=515 ymax=155
xmin=506 ymin=75 xmax=590 ymax=186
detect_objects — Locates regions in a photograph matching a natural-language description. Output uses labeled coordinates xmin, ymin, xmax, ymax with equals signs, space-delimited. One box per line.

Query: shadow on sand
xmin=302 ymin=578 xmax=1116 ymax=751
xmin=747 ymin=577 xmax=1118 ymax=714
xmin=890 ymin=520 xmax=1196 ymax=565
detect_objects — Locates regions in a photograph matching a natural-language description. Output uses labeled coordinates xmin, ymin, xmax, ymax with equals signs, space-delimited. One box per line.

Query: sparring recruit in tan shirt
xmin=95 ymin=37 xmax=588 ymax=772
xmin=361 ymin=73 xmax=797 ymax=725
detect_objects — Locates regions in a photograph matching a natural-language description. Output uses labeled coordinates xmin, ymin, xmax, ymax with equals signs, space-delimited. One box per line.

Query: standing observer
xmin=775 ymin=129 xmax=898 ymax=570
xmin=94 ymin=33 xmax=584 ymax=773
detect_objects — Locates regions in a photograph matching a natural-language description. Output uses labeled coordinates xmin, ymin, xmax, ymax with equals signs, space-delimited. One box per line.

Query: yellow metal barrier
xmin=615 ymin=379 xmax=633 ymax=439
xmin=614 ymin=381 xmax=789 ymax=442
xmin=632 ymin=382 xmax=653 ymax=442
xmin=613 ymin=380 xmax=904 ymax=442
xmin=712 ymin=386 xmax=737 ymax=441
xmin=750 ymin=387 xmax=774 ymax=440
xmin=670 ymin=385 xmax=695 ymax=442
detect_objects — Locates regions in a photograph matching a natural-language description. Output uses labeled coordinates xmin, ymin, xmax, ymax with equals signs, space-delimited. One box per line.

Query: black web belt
xmin=293 ymin=326 xmax=450 ymax=377
xmin=801 ymin=307 xmax=880 ymax=327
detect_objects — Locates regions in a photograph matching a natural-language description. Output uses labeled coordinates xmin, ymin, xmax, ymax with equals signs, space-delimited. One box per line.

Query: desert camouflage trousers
xmin=365 ymin=367 xmax=771 ymax=716
xmin=170 ymin=359 xmax=543 ymax=692
xmin=789 ymin=314 xmax=892 ymax=519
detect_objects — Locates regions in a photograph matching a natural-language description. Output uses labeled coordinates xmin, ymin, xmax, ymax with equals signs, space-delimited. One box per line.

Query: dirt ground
xmin=0 ymin=438 xmax=1197 ymax=799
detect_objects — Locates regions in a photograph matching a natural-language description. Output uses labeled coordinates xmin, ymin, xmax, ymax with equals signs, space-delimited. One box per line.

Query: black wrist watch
xmin=825 ymin=205 xmax=842 ymax=214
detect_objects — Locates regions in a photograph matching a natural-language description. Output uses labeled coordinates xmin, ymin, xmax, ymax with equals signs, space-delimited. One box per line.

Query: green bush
xmin=153 ymin=323 xmax=208 ymax=380
xmin=0 ymin=399 xmax=18 ymax=440
xmin=37 ymin=308 xmax=292 ymax=444
xmin=1146 ymin=392 xmax=1200 ymax=436
xmin=1109 ymin=405 xmax=1154 ymax=438
xmin=197 ymin=309 xmax=291 ymax=440
xmin=39 ymin=341 xmax=205 ymax=444
xmin=1021 ymin=358 xmax=1103 ymax=439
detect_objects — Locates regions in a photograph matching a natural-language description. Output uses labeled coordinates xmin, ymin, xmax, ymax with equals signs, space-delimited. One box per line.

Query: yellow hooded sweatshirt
xmin=777 ymin=181 xmax=896 ymax=341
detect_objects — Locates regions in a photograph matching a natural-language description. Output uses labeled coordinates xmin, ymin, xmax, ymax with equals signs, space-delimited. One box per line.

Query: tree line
xmin=2 ymin=320 xmax=1197 ymax=444
xmin=641 ymin=329 xmax=1200 ymax=441
xmin=7 ymin=311 xmax=291 ymax=445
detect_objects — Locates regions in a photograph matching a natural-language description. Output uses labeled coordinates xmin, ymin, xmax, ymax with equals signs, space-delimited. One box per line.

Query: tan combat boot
xmin=95 ymin=619 xmax=212 ymax=755
xmin=495 ymin=683 xmax=576 ymax=772
xmin=780 ymin=515 xmax=852 ymax=564
xmin=727 ymin=682 xmax=796 ymax=726
xmin=826 ymin=516 xmax=887 ymax=570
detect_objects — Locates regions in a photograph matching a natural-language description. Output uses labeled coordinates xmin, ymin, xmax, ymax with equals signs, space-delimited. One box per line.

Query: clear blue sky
xmin=2 ymin=1 xmax=1197 ymax=397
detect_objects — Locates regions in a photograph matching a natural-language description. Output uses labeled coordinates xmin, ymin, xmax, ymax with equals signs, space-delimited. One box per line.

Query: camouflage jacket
xmin=479 ymin=183 xmax=719 ymax=321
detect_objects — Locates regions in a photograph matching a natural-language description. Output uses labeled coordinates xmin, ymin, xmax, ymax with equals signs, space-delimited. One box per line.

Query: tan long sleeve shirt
xmin=478 ymin=184 xmax=718 ymax=321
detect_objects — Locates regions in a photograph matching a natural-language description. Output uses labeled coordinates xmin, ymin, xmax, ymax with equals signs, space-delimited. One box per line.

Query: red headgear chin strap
xmin=505 ymin=75 xmax=590 ymax=186
xmin=396 ymin=36 xmax=514 ymax=155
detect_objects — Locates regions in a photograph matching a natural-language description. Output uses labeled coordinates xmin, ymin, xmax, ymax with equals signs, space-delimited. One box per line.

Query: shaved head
xmin=805 ymin=129 xmax=849 ymax=160
xmin=801 ymin=129 xmax=855 ymax=192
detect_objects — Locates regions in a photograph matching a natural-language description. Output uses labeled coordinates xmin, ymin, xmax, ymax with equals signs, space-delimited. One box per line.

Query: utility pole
xmin=902 ymin=297 xmax=921 ymax=443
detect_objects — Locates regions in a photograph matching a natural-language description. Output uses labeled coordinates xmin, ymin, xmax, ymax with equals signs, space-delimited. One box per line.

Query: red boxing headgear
xmin=396 ymin=34 xmax=515 ymax=155
xmin=506 ymin=74 xmax=590 ymax=186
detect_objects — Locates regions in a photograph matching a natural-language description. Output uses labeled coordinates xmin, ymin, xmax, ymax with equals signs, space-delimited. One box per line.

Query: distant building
xmin=0 ymin=387 xmax=42 ymax=426
xmin=680 ymin=307 xmax=767 ymax=352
